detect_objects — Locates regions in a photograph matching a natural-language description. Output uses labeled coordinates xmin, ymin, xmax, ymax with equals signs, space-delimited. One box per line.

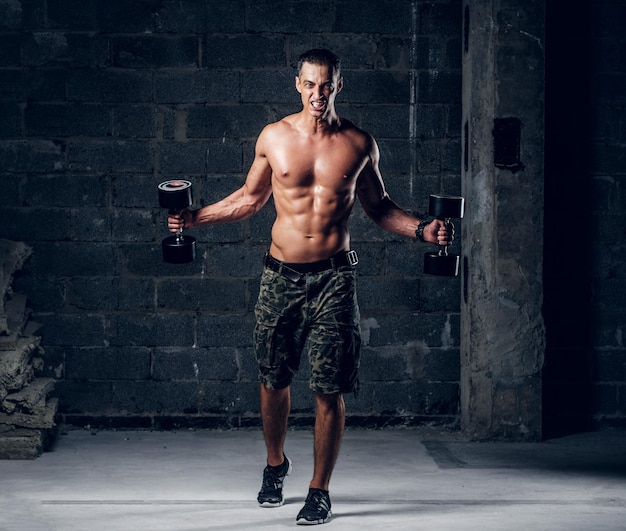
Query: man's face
xmin=295 ymin=62 xmax=343 ymax=119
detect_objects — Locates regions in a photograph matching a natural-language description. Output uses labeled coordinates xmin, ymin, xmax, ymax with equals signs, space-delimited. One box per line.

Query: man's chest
xmin=267 ymin=137 xmax=367 ymax=187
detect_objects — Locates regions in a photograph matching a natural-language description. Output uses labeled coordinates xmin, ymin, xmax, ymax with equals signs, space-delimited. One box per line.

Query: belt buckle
xmin=346 ymin=250 xmax=359 ymax=266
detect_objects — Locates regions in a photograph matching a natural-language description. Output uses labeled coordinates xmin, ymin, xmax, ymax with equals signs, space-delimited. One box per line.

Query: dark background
xmin=0 ymin=0 xmax=624 ymax=435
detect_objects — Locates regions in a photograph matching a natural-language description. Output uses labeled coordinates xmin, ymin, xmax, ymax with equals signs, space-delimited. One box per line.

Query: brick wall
xmin=0 ymin=0 xmax=463 ymax=429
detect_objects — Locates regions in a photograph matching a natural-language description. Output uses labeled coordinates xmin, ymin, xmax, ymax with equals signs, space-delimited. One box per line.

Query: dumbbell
xmin=158 ymin=180 xmax=196 ymax=264
xmin=423 ymin=194 xmax=465 ymax=276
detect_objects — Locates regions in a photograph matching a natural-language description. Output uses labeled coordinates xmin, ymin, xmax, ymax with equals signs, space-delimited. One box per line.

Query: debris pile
xmin=0 ymin=239 xmax=57 ymax=459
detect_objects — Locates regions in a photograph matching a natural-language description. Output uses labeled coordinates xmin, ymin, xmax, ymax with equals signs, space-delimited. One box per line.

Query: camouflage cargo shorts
xmin=253 ymin=258 xmax=361 ymax=395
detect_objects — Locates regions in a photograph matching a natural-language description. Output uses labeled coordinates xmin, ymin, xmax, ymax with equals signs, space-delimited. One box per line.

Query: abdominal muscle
xmin=268 ymin=185 xmax=353 ymax=263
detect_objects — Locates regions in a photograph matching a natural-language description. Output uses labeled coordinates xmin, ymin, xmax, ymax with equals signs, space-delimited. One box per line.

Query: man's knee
xmin=314 ymin=391 xmax=344 ymax=412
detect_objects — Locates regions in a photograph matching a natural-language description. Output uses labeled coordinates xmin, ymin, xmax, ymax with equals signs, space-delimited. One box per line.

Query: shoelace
xmin=262 ymin=463 xmax=287 ymax=490
xmin=302 ymin=490 xmax=330 ymax=515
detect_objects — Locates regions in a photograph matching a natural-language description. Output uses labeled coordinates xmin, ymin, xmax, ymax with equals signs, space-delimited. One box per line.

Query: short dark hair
xmin=296 ymin=49 xmax=341 ymax=78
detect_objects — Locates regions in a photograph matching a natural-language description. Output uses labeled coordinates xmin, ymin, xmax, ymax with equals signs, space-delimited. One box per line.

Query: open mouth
xmin=311 ymin=100 xmax=326 ymax=112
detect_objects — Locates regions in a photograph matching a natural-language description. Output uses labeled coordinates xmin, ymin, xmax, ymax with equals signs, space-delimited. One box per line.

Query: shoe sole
xmin=257 ymin=457 xmax=293 ymax=508
xmin=296 ymin=510 xmax=332 ymax=525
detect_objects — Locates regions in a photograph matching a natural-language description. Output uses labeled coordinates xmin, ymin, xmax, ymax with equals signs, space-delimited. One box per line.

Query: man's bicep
xmin=357 ymin=161 xmax=389 ymax=214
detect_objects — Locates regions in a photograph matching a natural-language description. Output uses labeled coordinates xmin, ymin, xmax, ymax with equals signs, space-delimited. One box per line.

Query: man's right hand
xmin=167 ymin=209 xmax=192 ymax=233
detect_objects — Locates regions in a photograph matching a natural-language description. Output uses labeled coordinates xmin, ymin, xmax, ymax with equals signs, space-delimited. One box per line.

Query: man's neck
xmin=296 ymin=109 xmax=341 ymax=135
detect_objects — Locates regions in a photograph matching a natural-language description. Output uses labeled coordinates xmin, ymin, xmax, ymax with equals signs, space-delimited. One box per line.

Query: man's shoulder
xmin=260 ymin=116 xmax=295 ymax=138
xmin=339 ymin=118 xmax=375 ymax=148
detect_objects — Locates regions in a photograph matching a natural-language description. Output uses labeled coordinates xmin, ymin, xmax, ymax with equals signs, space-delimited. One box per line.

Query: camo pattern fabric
xmin=254 ymin=264 xmax=361 ymax=395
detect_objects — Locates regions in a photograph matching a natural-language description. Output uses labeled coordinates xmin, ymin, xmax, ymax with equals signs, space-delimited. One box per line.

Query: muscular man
xmin=168 ymin=49 xmax=450 ymax=525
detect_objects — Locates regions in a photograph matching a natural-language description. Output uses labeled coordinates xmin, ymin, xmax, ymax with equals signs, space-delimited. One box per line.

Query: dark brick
xmin=47 ymin=0 xmax=99 ymax=31
xmin=186 ymin=104 xmax=269 ymax=139
xmin=241 ymin=70 xmax=298 ymax=104
xmin=248 ymin=0 xmax=334 ymax=33
xmin=342 ymin=71 xmax=410 ymax=104
xmin=159 ymin=139 xmax=242 ymax=174
xmin=358 ymin=346 xmax=410 ymax=382
xmin=0 ymin=0 xmax=23 ymax=30
xmin=152 ymin=347 xmax=238 ymax=381
xmin=26 ymin=242 xmax=116 ymax=276
xmin=118 ymin=278 xmax=155 ymax=311
xmin=95 ymin=0 xmax=157 ymax=33
xmin=290 ymin=34 xmax=376 ymax=70
xmin=206 ymin=0 xmax=245 ymax=32
xmin=12 ymin=275 xmax=65 ymax=312
xmin=65 ymin=346 xmax=151 ymax=380
xmin=155 ymin=0 xmax=209 ymax=33
xmin=70 ymin=208 xmax=112 ymax=242
xmin=0 ymin=139 xmax=65 ymax=172
xmin=25 ymin=103 xmax=110 ymax=137
xmin=362 ymin=312 xmax=458 ymax=348
xmin=196 ymin=314 xmax=254 ymax=348
xmin=418 ymin=70 xmax=462 ymax=104
xmin=112 ymin=174 xmax=156 ymax=208
xmin=415 ymin=105 xmax=447 ymax=139
xmin=111 ymin=105 xmax=157 ymax=138
xmin=236 ymin=346 xmax=258 ymax=382
xmin=425 ymin=347 xmax=460 ymax=382
xmin=67 ymin=140 xmax=155 ymax=173
xmin=0 ymin=34 xmax=20 ymax=66
xmin=0 ymin=206 xmax=68 ymax=241
xmin=22 ymin=32 xmax=109 ymax=67
xmin=117 ymin=242 xmax=203 ymax=277
xmin=199 ymin=381 xmax=257 ymax=414
xmin=419 ymin=1 xmax=462 ymax=36
xmin=419 ymin=277 xmax=461 ymax=312
xmin=0 ymin=70 xmax=65 ymax=102
xmin=203 ymin=244 xmax=264 ymax=277
xmin=111 ymin=209 xmax=155 ymax=242
xmin=55 ymin=381 xmax=113 ymax=414
xmin=375 ymin=138 xmax=414 ymax=176
xmin=204 ymin=35 xmax=285 ymax=69
xmin=112 ymin=381 xmax=200 ymax=415
xmin=157 ymin=277 xmax=247 ymax=312
xmin=0 ymin=102 xmax=21 ymax=136
xmin=442 ymin=138 xmax=461 ymax=171
xmin=67 ymin=277 xmax=118 ymax=310
xmin=358 ymin=277 xmax=421 ymax=312
xmin=361 ymin=105 xmax=410 ymax=139
xmin=36 ymin=312 xmax=106 ymax=347
xmin=111 ymin=313 xmax=195 ymax=348
xmin=111 ymin=35 xmax=199 ymax=68
xmin=154 ymin=71 xmax=241 ymax=104
xmin=23 ymin=174 xmax=107 ymax=207
xmin=417 ymin=139 xmax=441 ymax=172
xmin=374 ymin=381 xmax=458 ymax=415
xmin=67 ymin=70 xmax=152 ymax=103
xmin=336 ymin=0 xmax=412 ymax=34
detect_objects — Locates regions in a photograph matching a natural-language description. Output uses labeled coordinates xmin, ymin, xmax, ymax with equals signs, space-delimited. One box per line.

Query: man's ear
xmin=295 ymin=76 xmax=302 ymax=93
xmin=336 ymin=76 xmax=344 ymax=94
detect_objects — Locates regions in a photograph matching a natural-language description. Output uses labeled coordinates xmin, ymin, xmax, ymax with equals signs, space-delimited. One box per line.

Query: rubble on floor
xmin=0 ymin=239 xmax=57 ymax=459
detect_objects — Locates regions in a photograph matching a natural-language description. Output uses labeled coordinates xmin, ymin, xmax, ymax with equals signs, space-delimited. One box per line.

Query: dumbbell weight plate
xmin=158 ymin=180 xmax=193 ymax=211
xmin=429 ymin=194 xmax=465 ymax=220
xmin=424 ymin=252 xmax=460 ymax=276
xmin=162 ymin=235 xmax=196 ymax=264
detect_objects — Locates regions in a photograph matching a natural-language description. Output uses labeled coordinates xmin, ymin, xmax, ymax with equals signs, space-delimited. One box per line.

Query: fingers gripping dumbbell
xmin=158 ymin=180 xmax=196 ymax=264
xmin=423 ymin=194 xmax=465 ymax=276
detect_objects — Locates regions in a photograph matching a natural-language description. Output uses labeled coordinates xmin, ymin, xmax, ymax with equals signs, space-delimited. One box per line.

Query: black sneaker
xmin=257 ymin=456 xmax=292 ymax=507
xmin=296 ymin=488 xmax=332 ymax=525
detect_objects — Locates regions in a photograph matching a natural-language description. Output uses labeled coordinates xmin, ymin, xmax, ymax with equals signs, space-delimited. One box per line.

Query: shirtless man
xmin=168 ymin=49 xmax=450 ymax=525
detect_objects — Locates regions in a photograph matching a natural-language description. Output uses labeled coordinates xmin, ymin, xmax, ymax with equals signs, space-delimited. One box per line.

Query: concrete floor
xmin=1 ymin=428 xmax=625 ymax=530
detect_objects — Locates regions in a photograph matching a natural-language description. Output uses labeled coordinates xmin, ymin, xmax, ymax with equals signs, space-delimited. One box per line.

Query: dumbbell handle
xmin=433 ymin=217 xmax=455 ymax=256
xmin=169 ymin=209 xmax=186 ymax=243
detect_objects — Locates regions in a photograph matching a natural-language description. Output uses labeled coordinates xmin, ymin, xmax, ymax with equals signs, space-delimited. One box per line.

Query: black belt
xmin=263 ymin=250 xmax=358 ymax=282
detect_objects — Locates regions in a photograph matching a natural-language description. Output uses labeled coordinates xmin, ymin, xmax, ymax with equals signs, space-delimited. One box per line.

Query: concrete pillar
xmin=460 ymin=0 xmax=545 ymax=440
